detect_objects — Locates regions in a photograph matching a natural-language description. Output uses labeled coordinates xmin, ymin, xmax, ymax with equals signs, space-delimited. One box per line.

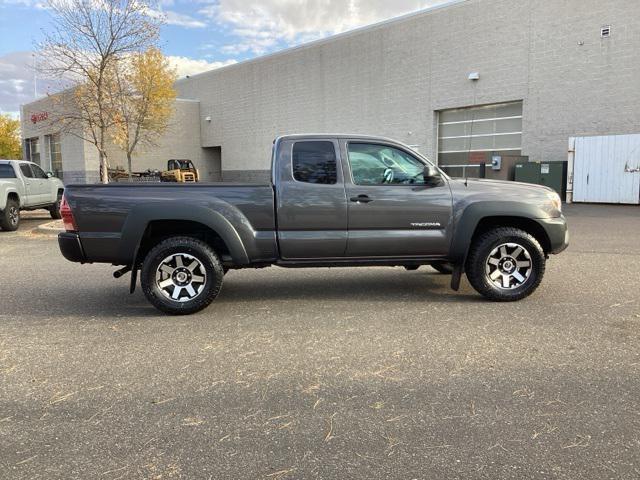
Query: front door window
xmin=348 ymin=143 xmax=427 ymax=186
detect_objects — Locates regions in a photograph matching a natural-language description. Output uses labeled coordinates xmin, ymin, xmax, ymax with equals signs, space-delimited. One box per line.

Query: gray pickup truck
xmin=59 ymin=134 xmax=568 ymax=314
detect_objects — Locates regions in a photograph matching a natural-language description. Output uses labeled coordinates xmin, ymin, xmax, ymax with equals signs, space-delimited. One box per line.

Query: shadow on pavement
xmin=3 ymin=269 xmax=480 ymax=319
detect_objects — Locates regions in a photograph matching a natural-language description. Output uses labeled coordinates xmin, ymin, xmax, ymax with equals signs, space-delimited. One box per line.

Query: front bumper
xmin=539 ymin=215 xmax=569 ymax=254
xmin=58 ymin=232 xmax=86 ymax=263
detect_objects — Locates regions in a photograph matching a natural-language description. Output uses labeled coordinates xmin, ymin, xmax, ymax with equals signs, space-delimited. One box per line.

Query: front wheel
xmin=140 ymin=236 xmax=224 ymax=315
xmin=465 ymin=227 xmax=545 ymax=302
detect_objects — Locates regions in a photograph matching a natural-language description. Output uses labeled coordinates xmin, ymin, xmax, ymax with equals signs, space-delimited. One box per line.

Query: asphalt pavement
xmin=0 ymin=204 xmax=639 ymax=479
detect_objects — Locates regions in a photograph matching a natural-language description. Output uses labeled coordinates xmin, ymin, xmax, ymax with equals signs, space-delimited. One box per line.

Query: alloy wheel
xmin=9 ymin=206 xmax=19 ymax=226
xmin=485 ymin=243 xmax=532 ymax=290
xmin=155 ymin=253 xmax=207 ymax=302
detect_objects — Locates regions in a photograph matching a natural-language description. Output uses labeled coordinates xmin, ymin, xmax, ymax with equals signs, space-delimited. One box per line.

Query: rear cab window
xmin=0 ymin=164 xmax=16 ymax=178
xmin=292 ymin=141 xmax=338 ymax=184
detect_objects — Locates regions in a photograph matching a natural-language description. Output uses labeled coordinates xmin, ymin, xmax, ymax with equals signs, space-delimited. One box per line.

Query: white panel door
xmin=573 ymin=134 xmax=640 ymax=204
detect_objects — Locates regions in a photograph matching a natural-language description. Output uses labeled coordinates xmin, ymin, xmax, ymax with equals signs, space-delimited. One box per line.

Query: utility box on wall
xmin=515 ymin=161 xmax=568 ymax=199
xmin=483 ymin=155 xmax=528 ymax=182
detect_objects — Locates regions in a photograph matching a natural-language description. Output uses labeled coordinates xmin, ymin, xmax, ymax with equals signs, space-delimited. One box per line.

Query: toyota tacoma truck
xmin=0 ymin=160 xmax=65 ymax=231
xmin=58 ymin=135 xmax=568 ymax=314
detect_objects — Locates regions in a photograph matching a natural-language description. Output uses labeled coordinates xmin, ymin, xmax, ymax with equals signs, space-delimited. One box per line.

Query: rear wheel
xmin=141 ymin=236 xmax=224 ymax=315
xmin=0 ymin=198 xmax=20 ymax=231
xmin=49 ymin=193 xmax=62 ymax=219
xmin=465 ymin=227 xmax=545 ymax=302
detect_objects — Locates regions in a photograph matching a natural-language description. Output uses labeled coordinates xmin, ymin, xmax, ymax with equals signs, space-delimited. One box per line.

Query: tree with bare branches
xmin=39 ymin=0 xmax=162 ymax=183
xmin=112 ymin=48 xmax=177 ymax=179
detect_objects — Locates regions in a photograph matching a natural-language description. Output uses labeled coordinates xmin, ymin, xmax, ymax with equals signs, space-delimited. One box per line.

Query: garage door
xmin=572 ymin=134 xmax=640 ymax=204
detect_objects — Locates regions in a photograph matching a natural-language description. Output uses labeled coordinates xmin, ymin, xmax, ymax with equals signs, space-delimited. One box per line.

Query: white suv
xmin=0 ymin=160 xmax=65 ymax=231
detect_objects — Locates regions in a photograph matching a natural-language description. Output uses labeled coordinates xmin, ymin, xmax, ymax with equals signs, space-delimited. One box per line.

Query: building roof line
xmin=176 ymin=0 xmax=470 ymax=84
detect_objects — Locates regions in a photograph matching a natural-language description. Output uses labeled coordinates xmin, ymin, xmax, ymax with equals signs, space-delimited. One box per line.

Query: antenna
xmin=33 ymin=52 xmax=38 ymax=98
xmin=465 ymin=72 xmax=479 ymax=186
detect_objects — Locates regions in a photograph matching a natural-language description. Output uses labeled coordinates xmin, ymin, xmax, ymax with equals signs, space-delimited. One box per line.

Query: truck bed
xmin=63 ymin=182 xmax=276 ymax=264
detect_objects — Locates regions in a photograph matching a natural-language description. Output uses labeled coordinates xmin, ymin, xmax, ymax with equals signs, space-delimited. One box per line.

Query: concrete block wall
xmin=106 ymin=99 xmax=222 ymax=181
xmin=21 ymin=0 xmax=640 ymax=183
xmin=176 ymin=0 xmax=640 ymax=178
xmin=21 ymin=96 xmax=221 ymax=183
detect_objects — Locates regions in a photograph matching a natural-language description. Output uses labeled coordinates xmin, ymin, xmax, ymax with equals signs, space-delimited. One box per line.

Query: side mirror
xmin=423 ymin=165 xmax=442 ymax=185
xmin=46 ymin=172 xmax=53 ymax=178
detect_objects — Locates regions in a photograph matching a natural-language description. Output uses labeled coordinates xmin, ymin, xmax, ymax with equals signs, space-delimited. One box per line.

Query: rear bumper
xmin=58 ymin=232 xmax=86 ymax=263
xmin=539 ymin=215 xmax=569 ymax=254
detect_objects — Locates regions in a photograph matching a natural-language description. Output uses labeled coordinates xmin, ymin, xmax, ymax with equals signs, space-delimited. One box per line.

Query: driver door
xmin=18 ymin=163 xmax=37 ymax=206
xmin=28 ymin=163 xmax=51 ymax=205
xmin=340 ymin=140 xmax=453 ymax=257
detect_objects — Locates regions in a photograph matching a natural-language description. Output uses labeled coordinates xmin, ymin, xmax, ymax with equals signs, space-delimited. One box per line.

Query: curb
xmin=31 ymin=221 xmax=64 ymax=236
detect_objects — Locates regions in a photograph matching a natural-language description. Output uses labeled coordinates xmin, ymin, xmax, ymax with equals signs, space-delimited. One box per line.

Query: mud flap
xmin=450 ymin=264 xmax=463 ymax=291
xmin=129 ymin=267 xmax=138 ymax=294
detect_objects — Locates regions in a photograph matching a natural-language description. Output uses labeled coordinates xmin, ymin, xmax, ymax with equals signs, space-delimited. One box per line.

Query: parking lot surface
xmin=1 ymin=204 xmax=639 ymax=479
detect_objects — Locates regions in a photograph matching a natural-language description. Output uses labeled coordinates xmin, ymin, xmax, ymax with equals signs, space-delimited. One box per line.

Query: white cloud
xmin=201 ymin=0 xmax=449 ymax=55
xmin=0 ymin=50 xmax=237 ymax=114
xmin=146 ymin=8 xmax=207 ymax=29
xmin=0 ymin=51 xmax=62 ymax=115
xmin=166 ymin=55 xmax=237 ymax=78
xmin=164 ymin=10 xmax=206 ymax=28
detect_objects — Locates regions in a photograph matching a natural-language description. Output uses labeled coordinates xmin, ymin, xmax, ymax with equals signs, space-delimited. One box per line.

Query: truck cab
xmin=273 ymin=135 xmax=452 ymax=260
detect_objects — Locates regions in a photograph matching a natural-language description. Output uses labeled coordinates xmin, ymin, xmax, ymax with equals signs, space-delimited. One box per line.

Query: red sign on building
xmin=30 ymin=112 xmax=49 ymax=124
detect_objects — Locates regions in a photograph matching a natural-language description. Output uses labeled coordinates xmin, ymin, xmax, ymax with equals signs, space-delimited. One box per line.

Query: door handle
xmin=350 ymin=194 xmax=373 ymax=204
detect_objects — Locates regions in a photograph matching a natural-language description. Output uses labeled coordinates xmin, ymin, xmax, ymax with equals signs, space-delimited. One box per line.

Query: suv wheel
xmin=141 ymin=236 xmax=224 ymax=315
xmin=0 ymin=198 xmax=20 ymax=231
xmin=49 ymin=193 xmax=62 ymax=219
xmin=466 ymin=227 xmax=545 ymax=302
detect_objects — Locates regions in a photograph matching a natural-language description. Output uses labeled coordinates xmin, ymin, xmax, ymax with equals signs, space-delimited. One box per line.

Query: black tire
xmin=465 ymin=227 xmax=545 ymax=302
xmin=0 ymin=198 xmax=20 ymax=231
xmin=140 ymin=236 xmax=224 ymax=315
xmin=430 ymin=262 xmax=453 ymax=274
xmin=404 ymin=265 xmax=420 ymax=271
xmin=49 ymin=193 xmax=62 ymax=219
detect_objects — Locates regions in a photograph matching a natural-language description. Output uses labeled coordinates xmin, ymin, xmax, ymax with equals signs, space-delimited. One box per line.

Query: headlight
xmin=547 ymin=191 xmax=562 ymax=213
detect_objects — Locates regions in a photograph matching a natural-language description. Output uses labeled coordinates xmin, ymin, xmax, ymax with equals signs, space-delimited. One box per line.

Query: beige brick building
xmin=21 ymin=0 xmax=640 ymax=184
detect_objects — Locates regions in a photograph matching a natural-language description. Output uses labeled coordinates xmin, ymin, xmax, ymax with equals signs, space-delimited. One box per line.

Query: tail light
xmin=60 ymin=195 xmax=77 ymax=232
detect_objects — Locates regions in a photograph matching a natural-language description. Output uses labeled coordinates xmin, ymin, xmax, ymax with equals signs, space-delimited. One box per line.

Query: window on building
xmin=437 ymin=101 xmax=523 ymax=176
xmin=26 ymin=137 xmax=41 ymax=166
xmin=0 ymin=164 xmax=17 ymax=178
xmin=348 ymin=143 xmax=426 ymax=185
xmin=49 ymin=133 xmax=63 ymax=177
xmin=292 ymin=141 xmax=337 ymax=184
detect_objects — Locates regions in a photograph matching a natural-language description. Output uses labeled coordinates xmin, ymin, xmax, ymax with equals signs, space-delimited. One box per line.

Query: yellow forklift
xmin=161 ymin=159 xmax=199 ymax=183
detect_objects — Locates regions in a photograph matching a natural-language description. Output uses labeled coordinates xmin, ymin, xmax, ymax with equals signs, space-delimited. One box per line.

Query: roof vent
xmin=601 ymin=26 xmax=611 ymax=38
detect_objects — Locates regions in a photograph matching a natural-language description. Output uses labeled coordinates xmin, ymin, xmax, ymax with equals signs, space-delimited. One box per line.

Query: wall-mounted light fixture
xmin=468 ymin=72 xmax=480 ymax=81
xmin=205 ymin=116 xmax=212 ymax=122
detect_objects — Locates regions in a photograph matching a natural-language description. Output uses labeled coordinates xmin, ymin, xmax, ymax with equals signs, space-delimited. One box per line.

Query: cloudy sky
xmin=0 ymin=0 xmax=448 ymax=117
